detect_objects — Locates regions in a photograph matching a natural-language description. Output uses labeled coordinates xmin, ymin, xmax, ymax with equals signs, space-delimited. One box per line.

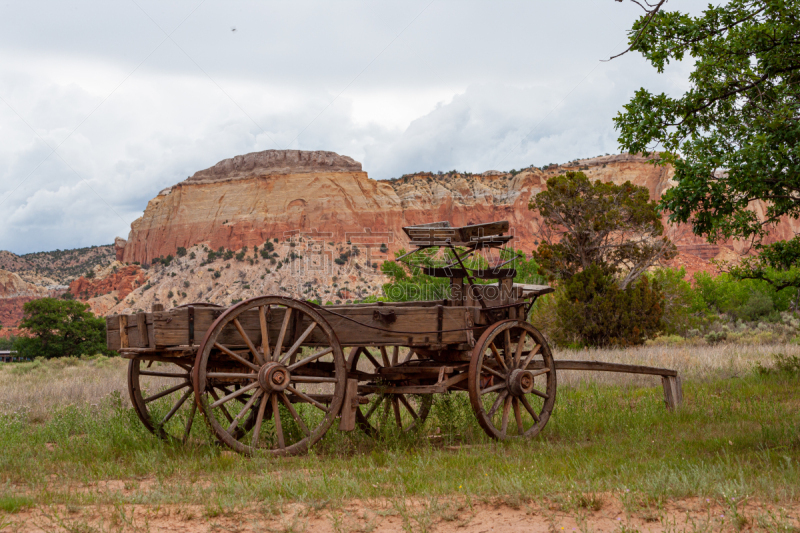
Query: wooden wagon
xmin=107 ymin=220 xmax=681 ymax=456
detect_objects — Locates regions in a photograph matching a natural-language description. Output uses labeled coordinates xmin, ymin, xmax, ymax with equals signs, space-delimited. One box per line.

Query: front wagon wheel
xmin=194 ymin=296 xmax=346 ymax=456
xmin=468 ymin=320 xmax=556 ymax=441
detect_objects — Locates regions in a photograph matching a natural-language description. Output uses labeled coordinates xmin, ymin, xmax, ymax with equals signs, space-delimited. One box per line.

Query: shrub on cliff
xmin=14 ymin=298 xmax=109 ymax=359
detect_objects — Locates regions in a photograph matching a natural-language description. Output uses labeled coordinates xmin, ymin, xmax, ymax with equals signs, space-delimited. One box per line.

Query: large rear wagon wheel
xmin=194 ymin=296 xmax=346 ymax=456
xmin=468 ymin=320 xmax=556 ymax=441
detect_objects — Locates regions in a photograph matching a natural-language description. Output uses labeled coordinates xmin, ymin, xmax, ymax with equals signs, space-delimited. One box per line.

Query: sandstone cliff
xmin=119 ymin=150 xmax=747 ymax=269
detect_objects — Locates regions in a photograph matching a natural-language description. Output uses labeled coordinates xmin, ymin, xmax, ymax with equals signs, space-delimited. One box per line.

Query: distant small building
xmin=0 ymin=350 xmax=18 ymax=363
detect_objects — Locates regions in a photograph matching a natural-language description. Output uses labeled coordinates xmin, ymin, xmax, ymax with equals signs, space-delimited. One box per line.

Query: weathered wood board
xmin=108 ymin=303 xmax=474 ymax=352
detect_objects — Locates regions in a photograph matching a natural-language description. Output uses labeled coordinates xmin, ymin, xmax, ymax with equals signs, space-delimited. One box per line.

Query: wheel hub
xmin=258 ymin=362 xmax=291 ymax=392
xmin=507 ymin=368 xmax=535 ymax=396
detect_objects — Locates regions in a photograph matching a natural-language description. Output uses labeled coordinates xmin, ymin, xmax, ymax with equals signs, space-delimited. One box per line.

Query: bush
xmin=14 ymin=298 xmax=109 ymax=358
xmin=176 ymin=247 xmax=187 ymax=257
xmin=554 ymin=265 xmax=663 ymax=347
xmin=694 ymin=272 xmax=790 ymax=320
xmin=649 ymin=267 xmax=710 ymax=334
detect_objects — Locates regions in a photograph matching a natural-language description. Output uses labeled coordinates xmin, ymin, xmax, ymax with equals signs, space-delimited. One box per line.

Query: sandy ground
xmin=3 ymin=496 xmax=798 ymax=532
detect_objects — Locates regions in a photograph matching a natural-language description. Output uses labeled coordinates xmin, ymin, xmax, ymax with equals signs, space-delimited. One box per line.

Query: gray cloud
xmin=0 ymin=0 xmax=699 ymax=254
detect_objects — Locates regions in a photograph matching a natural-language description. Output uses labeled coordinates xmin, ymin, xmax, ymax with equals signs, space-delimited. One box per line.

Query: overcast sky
xmin=0 ymin=0 xmax=700 ymax=255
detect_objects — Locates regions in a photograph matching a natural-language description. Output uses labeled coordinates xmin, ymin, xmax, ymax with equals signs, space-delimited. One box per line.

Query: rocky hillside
xmin=119 ymin=150 xmax=782 ymax=272
xmin=97 ymin=239 xmax=388 ymax=316
xmin=0 ymin=245 xmax=116 ymax=286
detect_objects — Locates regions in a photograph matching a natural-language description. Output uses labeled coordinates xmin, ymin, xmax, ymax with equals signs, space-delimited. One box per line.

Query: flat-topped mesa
xmin=185 ymin=150 xmax=363 ymax=184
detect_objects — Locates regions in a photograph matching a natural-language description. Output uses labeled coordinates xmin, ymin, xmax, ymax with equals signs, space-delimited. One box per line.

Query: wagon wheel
xmin=128 ymin=357 xmax=198 ymax=444
xmin=194 ymin=296 xmax=346 ymax=455
xmin=350 ymin=346 xmax=432 ymax=435
xmin=129 ymin=357 xmax=256 ymax=444
xmin=468 ymin=320 xmax=556 ymax=440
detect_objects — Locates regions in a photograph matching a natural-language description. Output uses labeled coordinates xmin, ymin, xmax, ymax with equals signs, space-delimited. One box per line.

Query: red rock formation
xmin=114 ymin=237 xmax=127 ymax=262
xmin=118 ymin=150 xmax=797 ymax=272
xmin=69 ymin=265 xmax=146 ymax=301
xmin=0 ymin=296 xmax=36 ymax=329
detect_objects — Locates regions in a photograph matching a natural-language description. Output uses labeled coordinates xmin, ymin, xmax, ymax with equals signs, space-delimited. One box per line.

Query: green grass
xmin=0 ymin=369 xmax=798 ymax=511
xmin=0 ymin=495 xmax=33 ymax=514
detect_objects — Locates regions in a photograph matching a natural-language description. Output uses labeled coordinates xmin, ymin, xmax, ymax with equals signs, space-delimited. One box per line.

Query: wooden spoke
xmin=391 ymin=397 xmax=402 ymax=427
xmin=287 ymin=347 xmax=333 ymax=372
xmin=362 ymin=349 xmax=383 ymax=370
xmin=364 ymin=395 xmax=386 ymax=420
xmin=490 ymin=342 xmax=508 ymax=372
xmin=487 ymin=391 xmax=507 ymax=417
xmin=401 ymin=349 xmax=415 ymax=364
xmin=279 ymin=392 xmax=310 ymax=436
xmin=379 ymin=346 xmax=391 ymax=368
xmin=513 ymin=398 xmax=524 ymax=435
xmin=139 ymin=370 xmax=189 ymax=378
xmin=286 ymin=385 xmax=328 ymax=411
xmin=159 ymin=388 xmax=193 ymax=426
xmin=209 ymin=381 xmax=260 ymax=409
xmin=272 ymin=393 xmax=285 ymax=449
xmin=273 ymin=308 xmax=293 ymax=362
xmin=481 ymin=382 xmax=507 ymax=395
xmin=391 ymin=346 xmax=399 ymax=366
xmin=250 ymin=395 xmax=268 ymax=449
xmin=500 ymin=395 xmax=512 ymax=436
xmin=530 ymin=387 xmax=549 ymax=400
xmin=279 ymin=322 xmax=317 ymax=365
xmin=521 ymin=344 xmax=542 ymax=370
xmin=206 ymin=372 xmax=258 ymax=380
xmin=233 ymin=317 xmax=262 ymax=365
xmin=259 ymin=305 xmax=271 ymax=363
xmin=519 ymin=394 xmax=540 ymax=423
xmin=214 ymin=342 xmax=260 ymax=372
xmin=227 ymin=389 xmax=263 ymax=434
xmin=182 ymin=401 xmax=197 ymax=444
xmin=208 ymin=388 xmax=235 ymax=424
xmin=291 ymin=376 xmax=338 ymax=383
xmin=504 ymin=329 xmax=512 ymax=366
xmin=527 ymin=367 xmax=551 ymax=378
xmin=397 ymin=394 xmax=419 ymax=419
xmin=482 ymin=365 xmax=507 ymax=380
xmin=514 ymin=331 xmax=527 ymax=366
xmin=144 ymin=382 xmax=188 ymax=404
